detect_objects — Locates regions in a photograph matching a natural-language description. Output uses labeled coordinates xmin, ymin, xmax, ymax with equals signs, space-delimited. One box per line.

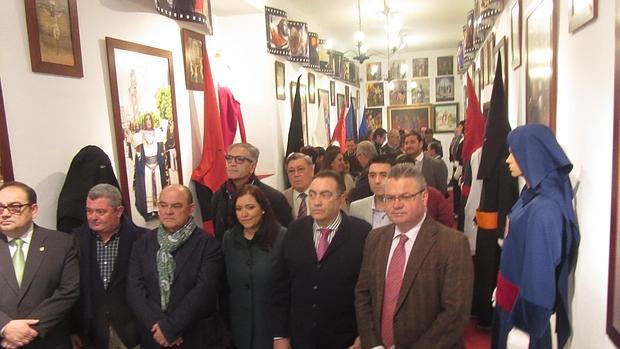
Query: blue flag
xmin=358 ymin=107 xmax=369 ymax=140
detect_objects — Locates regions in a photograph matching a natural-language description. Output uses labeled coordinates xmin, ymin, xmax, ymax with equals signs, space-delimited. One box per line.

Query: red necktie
xmin=381 ymin=234 xmax=409 ymax=347
xmin=316 ymin=228 xmax=331 ymax=261
xmin=298 ymin=193 xmax=308 ymax=218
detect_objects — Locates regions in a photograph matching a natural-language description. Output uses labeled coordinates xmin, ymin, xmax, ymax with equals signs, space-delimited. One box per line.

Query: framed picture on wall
xmin=337 ymin=93 xmax=345 ymax=117
xmin=433 ymin=103 xmax=459 ymax=133
xmin=290 ymin=81 xmax=309 ymax=144
xmin=437 ymin=56 xmax=454 ymax=76
xmin=525 ymin=0 xmax=557 ymax=131
xmin=569 ymin=0 xmax=597 ymax=33
xmin=330 ymin=80 xmax=336 ymax=106
xmin=0 ymin=81 xmax=14 ymax=184
xmin=308 ymin=73 xmax=316 ymax=104
xmin=345 ymin=86 xmax=350 ymax=105
xmin=363 ymin=107 xmax=383 ymax=136
xmin=366 ymin=62 xmax=382 ymax=81
xmin=389 ymin=80 xmax=407 ymax=105
xmin=24 ymin=0 xmax=83 ymax=77
xmin=411 ymin=78 xmax=430 ymax=104
xmin=494 ymin=36 xmax=509 ymax=94
xmin=352 ymin=97 xmax=358 ymax=110
xmin=105 ymin=37 xmax=183 ymax=228
xmin=511 ymin=0 xmax=522 ymax=69
xmin=388 ymin=60 xmax=406 ymax=80
xmin=367 ymin=82 xmax=385 ymax=107
xmin=487 ymin=32 xmax=496 ymax=85
xmin=436 ymin=76 xmax=455 ymax=102
xmin=412 ymin=58 xmax=429 ymax=78
xmin=356 ymin=90 xmax=360 ymax=108
xmin=317 ymin=88 xmax=331 ymax=145
xmin=181 ymin=28 xmax=205 ymax=91
xmin=387 ymin=104 xmax=432 ymax=132
xmin=275 ymin=61 xmax=285 ymax=100
xmin=265 ymin=6 xmax=289 ymax=56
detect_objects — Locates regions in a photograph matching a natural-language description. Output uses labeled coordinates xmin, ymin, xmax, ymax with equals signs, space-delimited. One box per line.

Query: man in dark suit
xmin=71 ymin=184 xmax=145 ymax=349
xmin=396 ymin=132 xmax=448 ymax=196
xmin=348 ymin=140 xmax=378 ymax=203
xmin=355 ymin=165 xmax=473 ymax=349
xmin=272 ymin=171 xmax=372 ymax=349
xmin=282 ymin=153 xmax=314 ymax=220
xmin=212 ymin=142 xmax=293 ymax=239
xmin=127 ymin=184 xmax=223 ymax=349
xmin=0 ymin=181 xmax=79 ymax=349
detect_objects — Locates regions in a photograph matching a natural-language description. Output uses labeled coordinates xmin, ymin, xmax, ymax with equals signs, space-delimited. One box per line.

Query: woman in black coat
xmin=222 ymin=184 xmax=286 ymax=349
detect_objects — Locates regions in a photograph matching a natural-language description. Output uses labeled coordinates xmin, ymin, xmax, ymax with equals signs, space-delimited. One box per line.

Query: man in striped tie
xmin=282 ymin=153 xmax=314 ymax=220
xmin=354 ymin=164 xmax=473 ymax=349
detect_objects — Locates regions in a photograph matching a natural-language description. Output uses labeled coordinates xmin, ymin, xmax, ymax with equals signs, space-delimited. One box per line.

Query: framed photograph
xmin=275 ymin=61 xmax=286 ymax=100
xmin=526 ymin=0 xmax=557 ymax=131
xmin=265 ymin=6 xmax=289 ymax=56
xmin=569 ymin=0 xmax=597 ymax=33
xmin=345 ymin=86 xmax=350 ymax=105
xmin=387 ymin=104 xmax=432 ymax=132
xmin=437 ymin=56 xmax=454 ymax=76
xmin=330 ymin=80 xmax=336 ymax=106
xmin=363 ymin=107 xmax=383 ymax=136
xmin=290 ymin=81 xmax=309 ymax=144
xmin=306 ymin=32 xmax=319 ymax=69
xmin=436 ymin=76 xmax=455 ymax=102
xmin=412 ymin=58 xmax=429 ymax=78
xmin=317 ymin=89 xmax=331 ymax=145
xmin=337 ymin=93 xmax=345 ymax=117
xmin=388 ymin=59 xmax=406 ymax=80
xmin=105 ymin=37 xmax=183 ymax=228
xmin=433 ymin=103 xmax=459 ymax=133
xmin=487 ymin=32 xmax=496 ymax=85
xmin=356 ymin=90 xmax=360 ymax=107
xmin=181 ymin=28 xmax=205 ymax=91
xmin=366 ymin=82 xmax=385 ymax=107
xmin=411 ymin=78 xmax=430 ymax=104
xmin=308 ymin=73 xmax=316 ymax=104
xmin=0 ymin=81 xmax=14 ymax=184
xmin=24 ymin=0 xmax=83 ymax=77
xmin=494 ymin=36 xmax=509 ymax=94
xmin=389 ymin=80 xmax=407 ymax=105
xmin=366 ymin=62 xmax=382 ymax=81
xmin=511 ymin=0 xmax=522 ymax=69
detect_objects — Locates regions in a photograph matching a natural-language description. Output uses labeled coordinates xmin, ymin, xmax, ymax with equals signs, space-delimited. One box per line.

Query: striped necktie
xmin=298 ymin=193 xmax=308 ymax=218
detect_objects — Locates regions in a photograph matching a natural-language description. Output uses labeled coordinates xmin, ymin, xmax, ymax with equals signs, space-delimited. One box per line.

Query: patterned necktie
xmin=381 ymin=234 xmax=409 ymax=348
xmin=316 ymin=228 xmax=331 ymax=261
xmin=298 ymin=193 xmax=308 ymax=218
xmin=12 ymin=238 xmax=25 ymax=287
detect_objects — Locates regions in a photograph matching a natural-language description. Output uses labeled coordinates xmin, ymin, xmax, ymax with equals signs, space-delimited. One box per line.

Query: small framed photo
xmin=275 ymin=61 xmax=286 ymax=100
xmin=345 ymin=86 xmax=350 ymax=105
xmin=366 ymin=62 xmax=382 ymax=81
xmin=388 ymin=59 xmax=406 ymax=80
xmin=317 ymin=89 xmax=331 ymax=143
xmin=433 ymin=103 xmax=459 ymax=133
xmin=412 ymin=58 xmax=429 ymax=77
xmin=337 ymin=93 xmax=345 ymax=116
xmin=437 ymin=56 xmax=454 ymax=76
xmin=24 ymin=0 xmax=83 ymax=77
xmin=387 ymin=104 xmax=432 ymax=132
xmin=411 ymin=78 xmax=430 ymax=104
xmin=330 ymin=80 xmax=336 ymax=106
xmin=389 ymin=80 xmax=407 ymax=105
xmin=569 ymin=0 xmax=597 ymax=33
xmin=363 ymin=107 xmax=383 ymax=135
xmin=265 ymin=6 xmax=289 ymax=56
xmin=366 ymin=82 xmax=385 ymax=107
xmin=181 ymin=28 xmax=205 ymax=91
xmin=308 ymin=73 xmax=316 ymax=104
xmin=436 ymin=76 xmax=455 ymax=102
xmin=511 ymin=0 xmax=522 ymax=69
xmin=494 ymin=36 xmax=509 ymax=94
xmin=352 ymin=97 xmax=358 ymax=110
xmin=290 ymin=81 xmax=309 ymax=144
xmin=487 ymin=33 xmax=496 ymax=85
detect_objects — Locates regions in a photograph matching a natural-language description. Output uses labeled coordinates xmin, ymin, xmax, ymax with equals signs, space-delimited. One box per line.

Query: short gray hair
xmin=388 ymin=164 xmax=427 ymax=191
xmin=286 ymin=152 xmax=313 ymax=166
xmin=229 ymin=142 xmax=260 ymax=163
xmin=87 ymin=184 xmax=123 ymax=207
xmin=356 ymin=140 xmax=378 ymax=160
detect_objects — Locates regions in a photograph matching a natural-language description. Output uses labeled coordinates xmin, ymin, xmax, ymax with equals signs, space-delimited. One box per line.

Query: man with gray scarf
xmin=127 ymin=184 xmax=223 ymax=348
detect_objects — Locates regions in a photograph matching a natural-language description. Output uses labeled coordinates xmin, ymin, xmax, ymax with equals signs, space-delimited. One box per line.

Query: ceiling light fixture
xmin=352 ymin=0 xmax=371 ymax=64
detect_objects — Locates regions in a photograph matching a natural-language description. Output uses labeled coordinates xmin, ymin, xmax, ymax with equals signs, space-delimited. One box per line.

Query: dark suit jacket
xmin=272 ymin=214 xmax=371 ymax=349
xmin=72 ymin=215 xmax=145 ymax=349
xmin=347 ymin=169 xmax=372 ymax=203
xmin=355 ymin=217 xmax=473 ymax=349
xmin=396 ymin=154 xmax=449 ymax=196
xmin=0 ymin=225 xmax=79 ymax=349
xmin=126 ymin=226 xmax=223 ymax=349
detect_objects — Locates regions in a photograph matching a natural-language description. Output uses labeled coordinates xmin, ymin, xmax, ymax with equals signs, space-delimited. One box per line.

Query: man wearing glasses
xmin=0 ymin=181 xmax=79 ymax=349
xmin=355 ymin=164 xmax=473 ymax=349
xmin=211 ymin=142 xmax=292 ymax=240
xmin=272 ymin=171 xmax=371 ymax=349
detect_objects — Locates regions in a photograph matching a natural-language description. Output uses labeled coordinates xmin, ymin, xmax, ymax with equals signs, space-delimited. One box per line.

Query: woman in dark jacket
xmin=222 ymin=184 xmax=286 ymax=349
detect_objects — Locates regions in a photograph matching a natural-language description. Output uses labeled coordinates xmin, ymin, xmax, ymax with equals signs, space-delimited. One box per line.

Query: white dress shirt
xmin=7 ymin=224 xmax=34 ymax=261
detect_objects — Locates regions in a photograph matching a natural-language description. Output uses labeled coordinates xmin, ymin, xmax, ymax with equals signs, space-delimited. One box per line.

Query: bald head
xmin=158 ymin=184 xmax=195 ymax=233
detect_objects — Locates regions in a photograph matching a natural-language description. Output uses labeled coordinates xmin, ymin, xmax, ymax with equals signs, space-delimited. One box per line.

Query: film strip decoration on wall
xmin=305 ymin=32 xmax=320 ymax=69
xmin=154 ymin=0 xmax=213 ymax=35
xmin=265 ymin=6 xmax=289 ymax=56
xmin=317 ymin=39 xmax=333 ymax=74
xmin=288 ymin=20 xmax=309 ymax=64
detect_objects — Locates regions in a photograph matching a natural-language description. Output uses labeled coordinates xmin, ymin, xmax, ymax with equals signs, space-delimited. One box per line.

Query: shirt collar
xmin=8 ymin=223 xmax=34 ymax=244
xmin=371 ymin=195 xmax=384 ymax=212
xmin=313 ymin=212 xmax=343 ymax=231
xmin=415 ymin=152 xmax=424 ymax=163
xmin=293 ymin=188 xmax=309 ymax=198
xmin=393 ymin=212 xmax=426 ymax=241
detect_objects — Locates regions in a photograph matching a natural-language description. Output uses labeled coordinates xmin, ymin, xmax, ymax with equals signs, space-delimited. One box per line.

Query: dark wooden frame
xmin=275 ymin=61 xmax=286 ymax=100
xmin=494 ymin=35 xmax=509 ymax=94
xmin=308 ymin=73 xmax=316 ymax=104
xmin=569 ymin=0 xmax=597 ymax=33
xmin=105 ymin=37 xmax=183 ymax=223
xmin=25 ymin=0 xmax=83 ymax=77
xmin=433 ymin=103 xmax=459 ymax=133
xmin=387 ymin=104 xmax=432 ymax=131
xmin=525 ymin=0 xmax=558 ymax=132
xmin=330 ymin=81 xmax=336 ymax=106
xmin=487 ymin=32 xmax=496 ymax=86
xmin=337 ymin=93 xmax=345 ymax=117
xmin=0 ymin=81 xmax=14 ymax=183
xmin=511 ymin=0 xmax=522 ymax=69
xmin=181 ymin=28 xmax=206 ymax=91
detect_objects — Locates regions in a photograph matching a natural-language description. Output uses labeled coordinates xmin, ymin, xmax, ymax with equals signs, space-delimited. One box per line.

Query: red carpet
xmin=464 ymin=319 xmax=491 ymax=349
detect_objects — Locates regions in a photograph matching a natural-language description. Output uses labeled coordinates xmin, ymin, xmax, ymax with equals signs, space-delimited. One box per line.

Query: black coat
xmin=127 ymin=227 xmax=223 ymax=349
xmin=347 ymin=169 xmax=372 ymax=203
xmin=211 ymin=178 xmax=293 ymax=240
xmin=72 ymin=215 xmax=146 ymax=349
xmin=272 ymin=214 xmax=371 ymax=349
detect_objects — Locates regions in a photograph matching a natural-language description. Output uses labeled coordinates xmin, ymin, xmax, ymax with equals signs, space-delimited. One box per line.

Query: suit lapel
xmin=19 ymin=227 xmax=48 ymax=300
xmin=321 ymin=215 xmax=351 ymax=261
xmin=375 ymin=225 xmax=395 ymax=313
xmin=173 ymin=229 xmax=199 ymax=282
xmin=0 ymin=235 xmax=19 ymax=295
xmin=108 ymin=222 xmax=133 ymax=289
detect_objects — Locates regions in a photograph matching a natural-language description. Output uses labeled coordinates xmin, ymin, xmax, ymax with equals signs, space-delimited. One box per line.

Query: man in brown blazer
xmin=355 ymin=164 xmax=473 ymax=349
xmin=282 ymin=153 xmax=314 ymax=219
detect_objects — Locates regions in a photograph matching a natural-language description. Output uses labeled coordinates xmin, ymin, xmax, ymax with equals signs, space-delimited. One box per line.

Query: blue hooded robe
xmin=492 ymin=124 xmax=580 ymax=349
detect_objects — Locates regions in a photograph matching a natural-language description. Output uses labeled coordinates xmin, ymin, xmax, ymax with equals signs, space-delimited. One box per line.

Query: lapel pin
xmin=39 ymin=246 xmax=45 ymax=252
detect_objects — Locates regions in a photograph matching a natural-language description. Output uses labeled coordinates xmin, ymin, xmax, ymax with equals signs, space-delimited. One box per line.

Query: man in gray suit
xmin=349 ymin=155 xmax=393 ymax=228
xmin=396 ymin=132 xmax=448 ymax=196
xmin=282 ymin=153 xmax=314 ymax=219
xmin=0 ymin=181 xmax=79 ymax=349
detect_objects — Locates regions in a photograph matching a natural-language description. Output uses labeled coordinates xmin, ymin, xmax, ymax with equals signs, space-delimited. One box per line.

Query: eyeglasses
xmin=225 ymin=155 xmax=253 ymax=164
xmin=0 ymin=203 xmax=32 ymax=215
xmin=383 ymin=189 xmax=425 ymax=204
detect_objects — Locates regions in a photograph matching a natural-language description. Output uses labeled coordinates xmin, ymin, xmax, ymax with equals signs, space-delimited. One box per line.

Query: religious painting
xmin=494 ymin=36 xmax=509 ymax=94
xmin=181 ymin=28 xmax=205 ymax=91
xmin=511 ymin=0 xmax=522 ymax=69
xmin=275 ymin=61 xmax=286 ymax=100
xmin=24 ymin=0 xmax=83 ymax=77
xmin=366 ymin=62 xmax=382 ymax=81
xmin=341 ymin=58 xmax=351 ymax=82
xmin=306 ymin=32 xmax=319 ymax=69
xmin=366 ymin=82 xmax=385 ymax=107
xmin=436 ymin=76 xmax=455 ymax=102
xmin=388 ymin=59 xmax=407 ymax=80
xmin=433 ymin=103 xmax=459 ymax=133
xmin=330 ymin=80 xmax=336 ymax=106
xmin=437 ymin=56 xmax=454 ymax=76
xmin=288 ymin=20 xmax=309 ymax=64
xmin=457 ymin=42 xmax=465 ymax=73
xmin=412 ymin=58 xmax=428 ymax=78
xmin=155 ymin=0 xmax=213 ymax=34
xmin=389 ymin=80 xmax=407 ymax=105
xmin=329 ymin=51 xmax=343 ymax=79
xmin=0 ymin=81 xmax=14 ymax=184
xmin=316 ymin=89 xmax=331 ymax=146
xmin=363 ymin=108 xmax=383 ymax=136
xmin=526 ymin=0 xmax=557 ymax=131
xmin=387 ymin=104 xmax=431 ymax=133
xmin=308 ymin=73 xmax=316 ymax=104
xmin=337 ymin=93 xmax=346 ymax=117
xmin=105 ymin=37 xmax=183 ymax=228
xmin=265 ymin=6 xmax=289 ymax=56
xmin=411 ymin=78 xmax=430 ymax=104
xmin=569 ymin=0 xmax=597 ymax=33
xmin=487 ymin=32 xmax=496 ymax=85
xmin=290 ymin=81 xmax=309 ymax=144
